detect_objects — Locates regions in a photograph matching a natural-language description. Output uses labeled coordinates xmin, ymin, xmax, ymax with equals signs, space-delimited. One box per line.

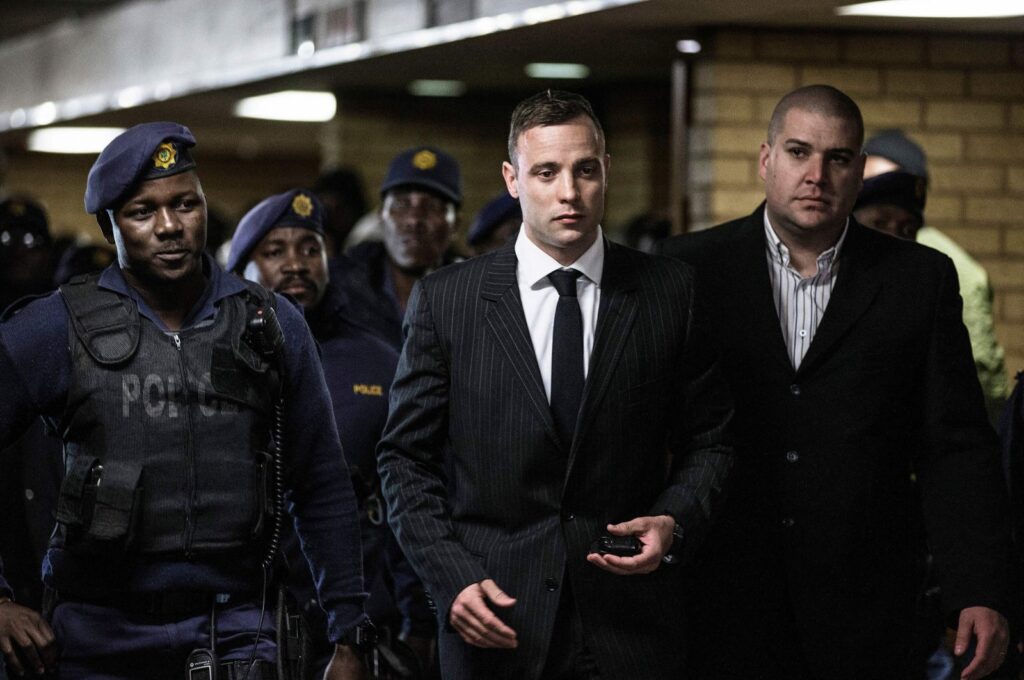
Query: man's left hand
xmin=323 ymin=643 xmax=367 ymax=680
xmin=955 ymin=606 xmax=1009 ymax=680
xmin=586 ymin=515 xmax=675 ymax=575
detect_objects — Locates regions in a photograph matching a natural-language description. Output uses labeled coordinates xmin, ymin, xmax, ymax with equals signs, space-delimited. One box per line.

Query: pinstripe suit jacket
xmin=378 ymin=238 xmax=733 ymax=679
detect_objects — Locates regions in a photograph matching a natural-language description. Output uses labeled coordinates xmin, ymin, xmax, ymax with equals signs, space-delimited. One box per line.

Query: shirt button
xmin=785 ymin=450 xmax=799 ymax=463
xmin=545 ymin=578 xmax=559 ymax=592
xmin=781 ymin=517 xmax=795 ymax=528
xmin=798 ymin=329 xmax=807 ymax=338
xmin=790 ymin=384 xmax=801 ymax=396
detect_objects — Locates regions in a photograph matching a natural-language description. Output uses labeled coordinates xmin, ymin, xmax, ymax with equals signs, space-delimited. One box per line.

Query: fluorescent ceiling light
xmin=408 ymin=80 xmax=467 ymax=97
xmin=234 ymin=91 xmax=337 ymax=122
xmin=27 ymin=127 xmax=126 ymax=154
xmin=28 ymin=102 xmax=58 ymax=127
xmin=836 ymin=0 xmax=1024 ymax=17
xmin=676 ymin=39 xmax=702 ymax=54
xmin=525 ymin=62 xmax=590 ymax=79
xmin=116 ymin=86 xmax=146 ymax=109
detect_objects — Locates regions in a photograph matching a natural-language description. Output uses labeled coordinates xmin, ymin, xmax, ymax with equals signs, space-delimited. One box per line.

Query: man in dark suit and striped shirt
xmin=377 ymin=90 xmax=733 ymax=679
xmin=662 ymin=85 xmax=1014 ymax=680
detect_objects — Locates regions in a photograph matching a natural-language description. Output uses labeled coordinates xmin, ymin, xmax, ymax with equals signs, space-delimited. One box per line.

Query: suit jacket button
xmin=781 ymin=517 xmax=795 ymax=528
xmin=564 ymin=513 xmax=575 ymax=521
xmin=789 ymin=384 xmax=801 ymax=396
xmin=545 ymin=578 xmax=559 ymax=591
xmin=785 ymin=450 xmax=799 ymax=463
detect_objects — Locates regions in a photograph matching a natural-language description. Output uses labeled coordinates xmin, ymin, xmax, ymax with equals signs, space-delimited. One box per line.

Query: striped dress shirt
xmin=763 ymin=213 xmax=848 ymax=369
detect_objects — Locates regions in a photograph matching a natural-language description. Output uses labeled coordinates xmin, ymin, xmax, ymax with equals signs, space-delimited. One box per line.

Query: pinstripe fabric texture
xmin=377 ymin=239 xmax=734 ymax=679
xmin=763 ymin=213 xmax=847 ymax=370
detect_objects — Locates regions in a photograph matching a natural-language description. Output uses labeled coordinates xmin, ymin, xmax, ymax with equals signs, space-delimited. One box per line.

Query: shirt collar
xmin=514 ymin=225 xmax=605 ymax=290
xmin=98 ymin=251 xmax=244 ymax=327
xmin=763 ymin=211 xmax=849 ymax=273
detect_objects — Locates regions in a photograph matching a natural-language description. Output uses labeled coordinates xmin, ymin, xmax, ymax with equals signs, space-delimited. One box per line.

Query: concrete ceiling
xmin=0 ymin=0 xmax=1021 ymax=152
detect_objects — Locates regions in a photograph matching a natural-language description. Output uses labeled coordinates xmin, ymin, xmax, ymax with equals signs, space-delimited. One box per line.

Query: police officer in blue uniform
xmin=339 ymin=147 xmax=463 ymax=351
xmin=0 ymin=198 xmax=64 ymax=621
xmin=228 ymin=190 xmax=434 ymax=677
xmin=0 ymin=123 xmax=369 ymax=680
xmin=466 ymin=192 xmax=520 ymax=257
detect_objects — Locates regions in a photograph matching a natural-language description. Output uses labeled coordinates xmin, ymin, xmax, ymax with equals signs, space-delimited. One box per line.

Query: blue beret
xmin=468 ymin=192 xmax=521 ymax=246
xmin=84 ymin=122 xmax=197 ymax=215
xmin=854 ymin=171 xmax=927 ymax=224
xmin=380 ymin=146 xmax=462 ymax=206
xmin=227 ymin=189 xmax=324 ymax=273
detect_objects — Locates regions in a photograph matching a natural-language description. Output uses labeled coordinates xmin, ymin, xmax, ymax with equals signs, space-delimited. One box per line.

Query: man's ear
xmin=758 ymin=142 xmax=771 ymax=182
xmin=501 ymin=161 xmax=519 ymax=198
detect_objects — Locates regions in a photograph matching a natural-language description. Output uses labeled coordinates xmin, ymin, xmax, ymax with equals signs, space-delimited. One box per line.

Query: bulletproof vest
xmin=54 ymin=274 xmax=279 ymax=558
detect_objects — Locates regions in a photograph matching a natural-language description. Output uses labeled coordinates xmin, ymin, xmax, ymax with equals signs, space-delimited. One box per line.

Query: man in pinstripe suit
xmin=377 ymin=90 xmax=734 ymax=679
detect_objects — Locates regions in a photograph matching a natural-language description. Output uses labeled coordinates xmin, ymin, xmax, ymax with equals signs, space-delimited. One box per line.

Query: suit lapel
xmin=481 ymin=242 xmax=561 ymax=445
xmin=568 ymin=241 xmax=639 ymax=471
xmin=735 ymin=208 xmax=793 ymax=375
xmin=797 ymin=221 xmax=882 ymax=375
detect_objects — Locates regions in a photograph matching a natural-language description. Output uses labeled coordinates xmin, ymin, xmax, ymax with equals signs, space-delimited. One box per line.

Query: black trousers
xmin=540 ymin=582 xmax=601 ymax=680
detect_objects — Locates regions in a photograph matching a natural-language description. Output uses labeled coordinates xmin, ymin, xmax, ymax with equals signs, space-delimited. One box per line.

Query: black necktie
xmin=548 ymin=268 xmax=584 ymax=449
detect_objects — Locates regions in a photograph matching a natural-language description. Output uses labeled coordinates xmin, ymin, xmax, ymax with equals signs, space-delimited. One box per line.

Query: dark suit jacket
xmin=662 ymin=206 xmax=1014 ymax=680
xmin=378 ymin=239 xmax=733 ymax=679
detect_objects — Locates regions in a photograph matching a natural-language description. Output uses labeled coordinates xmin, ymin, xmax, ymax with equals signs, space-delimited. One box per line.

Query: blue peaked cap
xmin=84 ymin=122 xmax=197 ymax=215
xmin=380 ymin=146 xmax=462 ymax=206
xmin=226 ymin=189 xmax=325 ymax=273
xmin=468 ymin=192 xmax=521 ymax=246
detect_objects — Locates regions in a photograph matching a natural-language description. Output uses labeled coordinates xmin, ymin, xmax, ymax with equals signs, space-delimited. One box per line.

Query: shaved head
xmin=767 ymin=84 xmax=864 ymax=150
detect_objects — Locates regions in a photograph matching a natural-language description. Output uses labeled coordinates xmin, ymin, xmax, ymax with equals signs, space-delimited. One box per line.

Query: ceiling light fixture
xmin=28 ymin=102 xmax=58 ymax=127
xmin=408 ymin=80 xmax=468 ymax=97
xmin=234 ymin=91 xmax=337 ymax=122
xmin=676 ymin=39 xmax=702 ymax=54
xmin=525 ymin=62 xmax=590 ymax=79
xmin=27 ymin=127 xmax=127 ymax=154
xmin=836 ymin=0 xmax=1023 ymax=18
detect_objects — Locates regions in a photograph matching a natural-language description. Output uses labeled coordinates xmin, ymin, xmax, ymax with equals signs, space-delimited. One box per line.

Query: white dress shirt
xmin=514 ymin=227 xmax=604 ymax=402
xmin=763 ymin=213 xmax=847 ymax=370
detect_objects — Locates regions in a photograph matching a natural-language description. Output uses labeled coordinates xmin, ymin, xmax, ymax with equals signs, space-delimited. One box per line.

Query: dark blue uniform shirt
xmin=0 ymin=255 xmax=366 ymax=643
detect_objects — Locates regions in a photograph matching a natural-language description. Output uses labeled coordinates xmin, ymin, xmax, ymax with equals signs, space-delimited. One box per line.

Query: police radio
xmin=244 ymin=305 xmax=287 ymax=572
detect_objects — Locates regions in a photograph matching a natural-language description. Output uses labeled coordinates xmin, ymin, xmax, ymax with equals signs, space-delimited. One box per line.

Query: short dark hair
xmin=767 ymin=84 xmax=864 ymax=149
xmin=507 ymin=90 xmax=604 ymax=166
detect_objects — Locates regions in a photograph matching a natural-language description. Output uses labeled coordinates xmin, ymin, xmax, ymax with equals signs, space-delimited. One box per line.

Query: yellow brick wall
xmin=327 ymin=85 xmax=670 ymax=241
xmin=690 ymin=27 xmax=1024 ymax=385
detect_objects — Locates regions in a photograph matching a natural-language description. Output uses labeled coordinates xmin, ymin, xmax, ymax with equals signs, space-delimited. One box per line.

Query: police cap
xmin=468 ymin=192 xmax=521 ymax=247
xmin=226 ymin=189 xmax=324 ymax=273
xmin=380 ymin=146 xmax=462 ymax=207
xmin=854 ymin=170 xmax=927 ymax=224
xmin=863 ymin=129 xmax=928 ymax=182
xmin=0 ymin=197 xmax=51 ymax=251
xmin=84 ymin=122 xmax=197 ymax=216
